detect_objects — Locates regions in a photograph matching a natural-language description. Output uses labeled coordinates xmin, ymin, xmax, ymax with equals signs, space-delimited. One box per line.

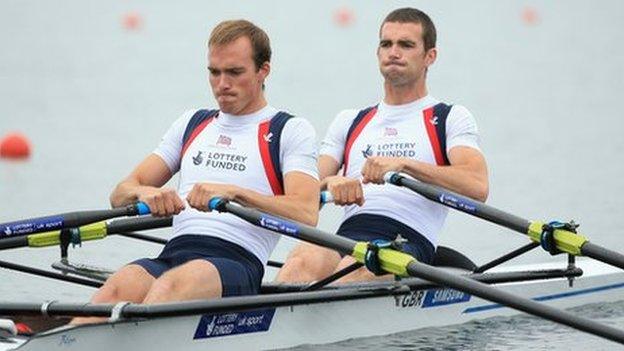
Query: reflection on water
xmin=288 ymin=301 xmax=624 ymax=351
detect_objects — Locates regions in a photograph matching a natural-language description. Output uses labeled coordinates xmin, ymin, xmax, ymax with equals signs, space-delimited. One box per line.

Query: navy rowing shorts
xmin=131 ymin=235 xmax=264 ymax=297
xmin=336 ymin=214 xmax=435 ymax=264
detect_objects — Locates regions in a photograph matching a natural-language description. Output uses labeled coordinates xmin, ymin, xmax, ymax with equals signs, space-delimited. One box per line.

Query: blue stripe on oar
xmin=1 ymin=216 xmax=65 ymax=237
xmin=463 ymin=281 xmax=624 ymax=314
xmin=0 ymin=202 xmax=151 ymax=239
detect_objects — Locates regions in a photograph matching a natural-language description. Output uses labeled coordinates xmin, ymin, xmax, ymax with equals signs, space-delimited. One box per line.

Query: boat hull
xmin=6 ymin=259 xmax=624 ymax=351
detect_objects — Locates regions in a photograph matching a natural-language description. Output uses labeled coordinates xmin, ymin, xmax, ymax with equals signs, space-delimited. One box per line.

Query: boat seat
xmin=432 ymin=245 xmax=477 ymax=271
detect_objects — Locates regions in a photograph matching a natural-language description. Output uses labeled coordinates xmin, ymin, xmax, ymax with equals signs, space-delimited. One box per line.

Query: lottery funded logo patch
xmin=371 ymin=141 xmax=418 ymax=158
xmin=193 ymin=309 xmax=276 ymax=339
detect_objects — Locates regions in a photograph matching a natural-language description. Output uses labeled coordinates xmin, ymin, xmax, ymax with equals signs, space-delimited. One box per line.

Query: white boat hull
xmin=5 ymin=259 xmax=624 ymax=351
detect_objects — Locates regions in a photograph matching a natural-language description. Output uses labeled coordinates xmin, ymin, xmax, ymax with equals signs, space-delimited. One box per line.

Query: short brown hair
xmin=380 ymin=8 xmax=436 ymax=51
xmin=209 ymin=20 xmax=271 ymax=70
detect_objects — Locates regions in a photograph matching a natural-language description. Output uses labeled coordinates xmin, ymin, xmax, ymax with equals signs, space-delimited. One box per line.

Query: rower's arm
xmin=400 ymin=146 xmax=489 ymax=201
xmin=318 ymin=155 xmax=341 ymax=189
xmin=233 ymin=171 xmax=320 ymax=226
xmin=109 ymin=154 xmax=175 ymax=207
xmin=318 ymin=109 xmax=358 ymax=191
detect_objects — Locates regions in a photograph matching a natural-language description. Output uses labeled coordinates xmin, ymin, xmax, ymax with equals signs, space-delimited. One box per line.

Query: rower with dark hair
xmin=277 ymin=8 xmax=489 ymax=283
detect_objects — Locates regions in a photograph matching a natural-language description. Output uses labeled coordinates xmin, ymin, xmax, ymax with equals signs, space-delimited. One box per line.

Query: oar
xmin=0 ymin=202 xmax=151 ymax=239
xmin=208 ymin=197 xmax=624 ymax=345
xmin=0 ymin=216 xmax=171 ymax=285
xmin=0 ymin=259 xmax=103 ymax=288
xmin=383 ymin=172 xmax=624 ymax=271
xmin=0 ymin=215 xmax=171 ymax=250
xmin=0 ymin=215 xmax=285 ymax=268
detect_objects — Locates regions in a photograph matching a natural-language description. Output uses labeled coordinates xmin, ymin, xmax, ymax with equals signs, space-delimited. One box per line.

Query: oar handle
xmin=383 ymin=171 xmax=401 ymax=184
xmin=0 ymin=202 xmax=151 ymax=239
xmin=320 ymin=191 xmax=334 ymax=205
xmin=208 ymin=197 xmax=227 ymax=212
xmin=135 ymin=202 xmax=151 ymax=216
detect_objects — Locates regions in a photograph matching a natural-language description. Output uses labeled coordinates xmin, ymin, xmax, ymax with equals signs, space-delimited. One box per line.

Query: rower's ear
xmin=258 ymin=61 xmax=270 ymax=82
xmin=425 ymin=47 xmax=437 ymax=67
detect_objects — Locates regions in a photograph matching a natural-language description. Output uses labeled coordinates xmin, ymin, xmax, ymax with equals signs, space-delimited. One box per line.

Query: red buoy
xmin=122 ymin=12 xmax=143 ymax=31
xmin=0 ymin=132 xmax=32 ymax=159
xmin=333 ymin=7 xmax=355 ymax=28
xmin=521 ymin=6 xmax=540 ymax=26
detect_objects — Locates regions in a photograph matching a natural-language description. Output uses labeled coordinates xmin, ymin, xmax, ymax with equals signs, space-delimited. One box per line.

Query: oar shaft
xmin=107 ymin=216 xmax=172 ymax=234
xmin=386 ymin=172 xmax=624 ymax=271
xmin=407 ymin=261 xmax=624 ymax=345
xmin=385 ymin=173 xmax=531 ymax=233
xmin=0 ymin=203 xmax=150 ymax=239
xmin=582 ymin=242 xmax=624 ymax=270
xmin=212 ymin=198 xmax=624 ymax=345
xmin=0 ymin=236 xmax=28 ymax=250
xmin=0 ymin=260 xmax=102 ymax=288
xmin=211 ymin=199 xmax=356 ymax=255
xmin=0 ymin=216 xmax=172 ymax=251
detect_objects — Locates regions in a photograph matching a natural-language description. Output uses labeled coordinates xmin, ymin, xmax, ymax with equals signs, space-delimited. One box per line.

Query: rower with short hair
xmin=73 ymin=19 xmax=319 ymax=323
xmin=276 ymin=7 xmax=489 ymax=283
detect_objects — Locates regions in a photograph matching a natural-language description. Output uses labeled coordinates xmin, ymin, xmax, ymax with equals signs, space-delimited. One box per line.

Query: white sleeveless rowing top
xmin=319 ymin=95 xmax=481 ymax=247
xmin=154 ymin=105 xmax=318 ymax=265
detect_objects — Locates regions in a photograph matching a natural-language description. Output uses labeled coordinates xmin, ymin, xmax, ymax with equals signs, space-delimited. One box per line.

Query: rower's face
xmin=208 ymin=36 xmax=269 ymax=115
xmin=377 ymin=22 xmax=436 ymax=87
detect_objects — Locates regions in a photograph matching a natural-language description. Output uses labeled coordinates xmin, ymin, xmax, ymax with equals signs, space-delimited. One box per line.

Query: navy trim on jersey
xmin=182 ymin=109 xmax=219 ymax=146
xmin=344 ymin=105 xmax=377 ymax=146
xmin=266 ymin=112 xmax=293 ymax=192
xmin=431 ymin=103 xmax=453 ymax=165
xmin=342 ymin=105 xmax=378 ymax=175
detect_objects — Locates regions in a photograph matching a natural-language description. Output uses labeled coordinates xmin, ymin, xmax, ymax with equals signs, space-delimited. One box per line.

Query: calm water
xmin=2 ymin=1 xmax=624 ymax=349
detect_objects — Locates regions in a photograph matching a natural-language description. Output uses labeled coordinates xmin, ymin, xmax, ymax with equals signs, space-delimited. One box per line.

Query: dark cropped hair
xmin=381 ymin=8 xmax=437 ymax=51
